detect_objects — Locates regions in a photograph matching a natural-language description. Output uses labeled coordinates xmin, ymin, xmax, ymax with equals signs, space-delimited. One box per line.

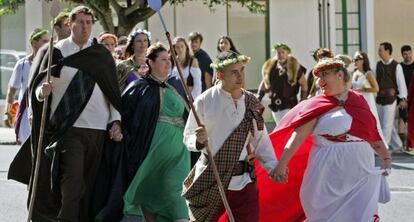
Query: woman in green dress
xmin=122 ymin=42 xmax=190 ymax=222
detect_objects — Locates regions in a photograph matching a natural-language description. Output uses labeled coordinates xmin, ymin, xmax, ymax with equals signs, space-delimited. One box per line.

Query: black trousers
xmin=33 ymin=127 xmax=105 ymax=222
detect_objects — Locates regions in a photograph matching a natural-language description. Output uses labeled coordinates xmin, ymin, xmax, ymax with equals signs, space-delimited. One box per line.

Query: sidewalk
xmin=0 ymin=127 xmax=16 ymax=145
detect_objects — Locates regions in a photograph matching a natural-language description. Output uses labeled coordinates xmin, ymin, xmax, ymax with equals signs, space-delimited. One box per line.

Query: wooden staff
xmin=26 ymin=1 xmax=60 ymax=221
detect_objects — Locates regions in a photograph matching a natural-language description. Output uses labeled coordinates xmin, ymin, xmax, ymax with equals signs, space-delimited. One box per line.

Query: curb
xmin=0 ymin=141 xmax=17 ymax=145
xmin=392 ymin=163 xmax=414 ymax=170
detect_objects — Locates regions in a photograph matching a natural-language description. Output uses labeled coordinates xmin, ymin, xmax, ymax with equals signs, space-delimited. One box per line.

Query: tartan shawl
xmin=182 ymin=91 xmax=264 ymax=222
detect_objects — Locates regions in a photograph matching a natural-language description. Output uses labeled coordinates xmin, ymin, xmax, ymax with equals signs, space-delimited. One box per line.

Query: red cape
xmin=220 ymin=91 xmax=381 ymax=222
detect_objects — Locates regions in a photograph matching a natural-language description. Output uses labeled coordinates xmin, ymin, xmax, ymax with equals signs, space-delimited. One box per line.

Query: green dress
xmin=123 ymin=87 xmax=190 ymax=221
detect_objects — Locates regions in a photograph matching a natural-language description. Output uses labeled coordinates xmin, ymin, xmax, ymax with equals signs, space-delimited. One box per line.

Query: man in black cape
xmin=8 ymin=6 xmax=122 ymax=222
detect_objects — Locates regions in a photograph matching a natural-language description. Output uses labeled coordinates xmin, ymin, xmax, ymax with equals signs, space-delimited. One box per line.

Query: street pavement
xmin=0 ymin=127 xmax=414 ymax=221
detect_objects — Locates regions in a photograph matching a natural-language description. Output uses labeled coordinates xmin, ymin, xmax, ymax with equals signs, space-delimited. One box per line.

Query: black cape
xmin=93 ymin=75 xmax=189 ymax=221
xmin=8 ymin=41 xmax=121 ymax=190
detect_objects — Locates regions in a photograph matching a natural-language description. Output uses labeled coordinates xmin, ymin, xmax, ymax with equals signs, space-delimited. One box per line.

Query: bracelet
xmin=383 ymin=157 xmax=392 ymax=161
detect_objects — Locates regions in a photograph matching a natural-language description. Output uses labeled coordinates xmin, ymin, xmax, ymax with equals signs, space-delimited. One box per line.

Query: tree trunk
xmin=105 ymin=0 xmax=169 ymax=36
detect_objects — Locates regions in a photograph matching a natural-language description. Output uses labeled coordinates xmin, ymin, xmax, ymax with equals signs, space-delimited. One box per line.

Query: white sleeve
xmin=252 ymin=120 xmax=278 ymax=173
xmin=183 ymin=98 xmax=204 ymax=152
xmin=396 ymin=64 xmax=408 ymax=99
xmin=8 ymin=59 xmax=24 ymax=89
xmin=108 ymin=104 xmax=121 ymax=123
xmin=35 ymin=76 xmax=47 ymax=102
xmin=190 ymin=67 xmax=202 ymax=99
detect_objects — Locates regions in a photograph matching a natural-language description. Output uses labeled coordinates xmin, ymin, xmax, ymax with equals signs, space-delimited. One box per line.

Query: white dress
xmin=300 ymin=108 xmax=388 ymax=222
xmin=171 ymin=66 xmax=202 ymax=99
xmin=352 ymin=70 xmax=386 ymax=145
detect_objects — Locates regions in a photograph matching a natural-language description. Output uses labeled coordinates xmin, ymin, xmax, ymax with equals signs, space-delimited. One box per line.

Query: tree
xmin=0 ymin=0 xmax=265 ymax=36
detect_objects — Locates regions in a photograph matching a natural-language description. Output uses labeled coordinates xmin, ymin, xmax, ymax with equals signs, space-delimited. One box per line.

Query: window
xmin=335 ymin=0 xmax=361 ymax=56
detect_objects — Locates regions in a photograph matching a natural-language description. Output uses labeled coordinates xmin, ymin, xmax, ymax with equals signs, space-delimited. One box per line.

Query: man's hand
xmin=40 ymin=82 xmax=52 ymax=99
xmin=195 ymin=125 xmax=208 ymax=150
xmin=109 ymin=121 xmax=123 ymax=141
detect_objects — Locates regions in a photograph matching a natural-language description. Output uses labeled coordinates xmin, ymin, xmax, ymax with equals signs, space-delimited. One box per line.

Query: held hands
xmin=270 ymin=163 xmax=289 ymax=183
xmin=399 ymin=99 xmax=408 ymax=109
xmin=109 ymin=121 xmax=123 ymax=142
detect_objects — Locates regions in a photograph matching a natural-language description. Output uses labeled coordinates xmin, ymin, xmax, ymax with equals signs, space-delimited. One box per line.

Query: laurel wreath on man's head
xmin=210 ymin=54 xmax=250 ymax=71
xmin=272 ymin=43 xmax=291 ymax=53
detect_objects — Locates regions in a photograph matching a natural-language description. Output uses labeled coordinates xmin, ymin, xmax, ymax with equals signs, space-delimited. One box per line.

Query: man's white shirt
xmin=183 ymin=84 xmax=278 ymax=191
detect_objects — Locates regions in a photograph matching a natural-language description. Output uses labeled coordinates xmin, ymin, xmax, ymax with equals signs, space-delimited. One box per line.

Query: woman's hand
xmin=382 ymin=158 xmax=392 ymax=175
xmin=109 ymin=121 xmax=123 ymax=141
xmin=270 ymin=163 xmax=289 ymax=183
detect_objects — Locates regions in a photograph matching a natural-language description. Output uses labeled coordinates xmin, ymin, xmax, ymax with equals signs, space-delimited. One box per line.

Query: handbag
xmin=376 ymin=88 xmax=397 ymax=105
xmin=376 ymin=65 xmax=398 ymax=105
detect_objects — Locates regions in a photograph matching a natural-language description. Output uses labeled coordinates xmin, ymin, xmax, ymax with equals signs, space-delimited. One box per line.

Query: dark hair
xmin=188 ymin=31 xmax=203 ymax=43
xmin=217 ymin=36 xmax=240 ymax=54
xmin=146 ymin=42 xmax=168 ymax=74
xmin=123 ymin=30 xmax=151 ymax=59
xmin=380 ymin=42 xmax=393 ymax=55
xmin=355 ymin=51 xmax=371 ymax=73
xmin=52 ymin=12 xmax=69 ymax=28
xmin=401 ymin=45 xmax=412 ymax=54
xmin=171 ymin=36 xmax=193 ymax=68
xmin=118 ymin=36 xmax=128 ymax=45
xmin=69 ymin=6 xmax=96 ymax=23
xmin=312 ymin=48 xmax=334 ymax=61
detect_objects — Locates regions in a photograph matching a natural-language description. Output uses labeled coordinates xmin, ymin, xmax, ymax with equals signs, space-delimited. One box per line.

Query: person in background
xmin=374 ymin=42 xmax=407 ymax=151
xmin=98 ymin=32 xmax=119 ymax=61
xmin=52 ymin=11 xmax=71 ymax=41
xmin=171 ymin=36 xmax=202 ymax=99
xmin=307 ymin=48 xmax=335 ymax=98
xmin=3 ymin=28 xmax=49 ymax=144
xmin=115 ymin=35 xmax=128 ymax=60
xmin=188 ymin=31 xmax=214 ymax=91
xmin=352 ymin=51 xmax=386 ymax=145
xmin=216 ymin=36 xmax=240 ymax=54
xmin=399 ymin=45 xmax=414 ymax=152
xmin=257 ymin=43 xmax=308 ymax=125
xmin=117 ymin=29 xmax=151 ymax=91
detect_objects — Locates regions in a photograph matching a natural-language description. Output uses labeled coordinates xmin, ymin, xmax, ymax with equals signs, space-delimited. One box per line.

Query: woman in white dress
xmin=352 ymin=51 xmax=386 ymax=145
xmin=272 ymin=58 xmax=392 ymax=222
xmin=171 ymin=37 xmax=202 ymax=99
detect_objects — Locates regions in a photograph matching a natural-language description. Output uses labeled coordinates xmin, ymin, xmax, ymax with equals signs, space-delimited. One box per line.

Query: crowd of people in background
xmin=4 ymin=4 xmax=412 ymax=222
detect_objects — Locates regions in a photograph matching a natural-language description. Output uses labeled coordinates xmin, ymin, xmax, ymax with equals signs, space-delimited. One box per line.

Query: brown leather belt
xmin=232 ymin=161 xmax=254 ymax=176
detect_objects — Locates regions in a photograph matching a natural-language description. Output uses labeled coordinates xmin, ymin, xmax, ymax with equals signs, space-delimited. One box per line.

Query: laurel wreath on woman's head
xmin=312 ymin=58 xmax=345 ymax=77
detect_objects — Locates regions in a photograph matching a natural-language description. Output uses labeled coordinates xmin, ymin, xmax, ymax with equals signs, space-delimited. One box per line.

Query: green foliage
xmin=0 ymin=0 xmax=266 ymax=35
xmin=0 ymin=0 xmax=25 ymax=16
